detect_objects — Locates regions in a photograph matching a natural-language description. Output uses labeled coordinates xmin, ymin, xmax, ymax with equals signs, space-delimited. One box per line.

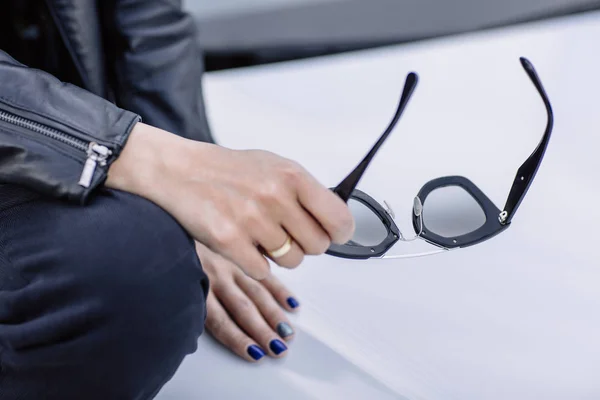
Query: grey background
xmin=184 ymin=0 xmax=343 ymax=19
xmin=185 ymin=0 xmax=600 ymax=53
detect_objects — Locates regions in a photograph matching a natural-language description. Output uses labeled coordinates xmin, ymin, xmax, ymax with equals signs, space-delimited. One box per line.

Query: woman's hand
xmin=107 ymin=123 xmax=354 ymax=280
xmin=195 ymin=241 xmax=300 ymax=362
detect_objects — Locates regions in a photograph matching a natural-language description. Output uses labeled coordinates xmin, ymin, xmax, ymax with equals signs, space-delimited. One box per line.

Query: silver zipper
xmin=78 ymin=142 xmax=112 ymax=188
xmin=0 ymin=109 xmax=112 ymax=188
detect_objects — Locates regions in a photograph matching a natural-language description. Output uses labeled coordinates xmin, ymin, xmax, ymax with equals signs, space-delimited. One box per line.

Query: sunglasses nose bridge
xmin=381 ymin=197 xmax=424 ymax=243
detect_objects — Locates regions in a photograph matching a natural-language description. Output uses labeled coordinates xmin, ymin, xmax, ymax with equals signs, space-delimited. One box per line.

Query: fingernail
xmin=247 ymin=345 xmax=266 ymax=361
xmin=287 ymin=297 xmax=300 ymax=309
xmin=269 ymin=339 xmax=288 ymax=355
xmin=276 ymin=322 xmax=294 ymax=338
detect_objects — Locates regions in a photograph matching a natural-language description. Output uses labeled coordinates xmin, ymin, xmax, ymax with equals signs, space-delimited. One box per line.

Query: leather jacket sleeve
xmin=102 ymin=0 xmax=214 ymax=144
xmin=0 ymin=50 xmax=141 ymax=204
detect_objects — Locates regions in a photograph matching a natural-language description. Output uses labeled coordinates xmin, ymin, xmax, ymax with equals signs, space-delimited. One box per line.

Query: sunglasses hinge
xmin=498 ymin=211 xmax=508 ymax=225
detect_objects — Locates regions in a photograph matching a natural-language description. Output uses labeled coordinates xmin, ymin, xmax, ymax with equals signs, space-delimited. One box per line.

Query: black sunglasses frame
xmin=327 ymin=57 xmax=554 ymax=259
xmin=326 ymin=189 xmax=401 ymax=259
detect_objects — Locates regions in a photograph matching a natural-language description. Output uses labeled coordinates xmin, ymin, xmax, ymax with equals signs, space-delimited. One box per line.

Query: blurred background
xmin=184 ymin=0 xmax=600 ymax=70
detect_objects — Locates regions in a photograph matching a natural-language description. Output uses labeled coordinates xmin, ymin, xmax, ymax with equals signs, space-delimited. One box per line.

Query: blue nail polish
xmin=269 ymin=339 xmax=288 ymax=355
xmin=247 ymin=345 xmax=266 ymax=360
xmin=287 ymin=297 xmax=300 ymax=308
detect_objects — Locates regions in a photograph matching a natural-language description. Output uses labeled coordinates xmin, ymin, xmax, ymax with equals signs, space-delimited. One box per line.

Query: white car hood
xmin=157 ymin=10 xmax=600 ymax=400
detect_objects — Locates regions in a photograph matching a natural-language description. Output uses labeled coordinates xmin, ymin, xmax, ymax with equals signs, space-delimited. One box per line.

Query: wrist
xmin=106 ymin=122 xmax=198 ymax=202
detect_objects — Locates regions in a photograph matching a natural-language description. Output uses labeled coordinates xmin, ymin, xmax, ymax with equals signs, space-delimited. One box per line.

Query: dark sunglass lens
xmin=347 ymin=198 xmax=388 ymax=246
xmin=422 ymin=186 xmax=486 ymax=238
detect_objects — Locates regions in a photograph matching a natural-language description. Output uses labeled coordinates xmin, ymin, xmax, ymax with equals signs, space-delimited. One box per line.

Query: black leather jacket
xmin=0 ymin=0 xmax=213 ymax=204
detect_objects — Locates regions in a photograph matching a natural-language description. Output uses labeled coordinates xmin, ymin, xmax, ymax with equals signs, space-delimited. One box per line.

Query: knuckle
xmin=249 ymin=261 xmax=271 ymax=281
xmin=211 ymin=223 xmax=241 ymax=249
xmin=255 ymin=180 xmax=285 ymax=204
xmin=253 ymin=269 xmax=271 ymax=281
xmin=207 ymin=314 xmax=228 ymax=337
xmin=245 ymin=281 xmax=264 ymax=297
xmin=232 ymin=296 xmax=254 ymax=316
xmin=210 ymin=281 xmax=227 ymax=296
xmin=280 ymin=161 xmax=304 ymax=183
xmin=241 ymin=202 xmax=263 ymax=229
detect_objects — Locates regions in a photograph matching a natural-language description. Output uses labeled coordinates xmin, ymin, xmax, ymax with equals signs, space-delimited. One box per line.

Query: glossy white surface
xmin=157 ymin=12 xmax=600 ymax=400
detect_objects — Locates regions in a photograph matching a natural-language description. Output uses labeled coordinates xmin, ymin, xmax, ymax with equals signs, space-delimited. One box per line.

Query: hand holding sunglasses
xmin=327 ymin=57 xmax=554 ymax=260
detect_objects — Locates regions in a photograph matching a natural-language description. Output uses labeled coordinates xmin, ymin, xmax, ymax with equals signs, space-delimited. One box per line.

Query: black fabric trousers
xmin=0 ymin=184 xmax=209 ymax=400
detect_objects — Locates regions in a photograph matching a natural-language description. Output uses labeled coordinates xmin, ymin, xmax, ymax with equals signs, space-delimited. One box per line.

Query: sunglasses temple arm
xmin=334 ymin=72 xmax=419 ymax=203
xmin=501 ymin=57 xmax=554 ymax=225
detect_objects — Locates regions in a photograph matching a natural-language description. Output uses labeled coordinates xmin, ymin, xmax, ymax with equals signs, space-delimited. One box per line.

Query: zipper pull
xmin=78 ymin=142 xmax=112 ymax=188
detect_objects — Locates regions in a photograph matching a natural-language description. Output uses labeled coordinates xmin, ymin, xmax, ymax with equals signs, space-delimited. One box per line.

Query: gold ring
xmin=268 ymin=236 xmax=292 ymax=258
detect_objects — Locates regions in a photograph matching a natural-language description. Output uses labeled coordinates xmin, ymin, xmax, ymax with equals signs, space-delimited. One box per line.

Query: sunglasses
xmin=327 ymin=57 xmax=553 ymax=260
